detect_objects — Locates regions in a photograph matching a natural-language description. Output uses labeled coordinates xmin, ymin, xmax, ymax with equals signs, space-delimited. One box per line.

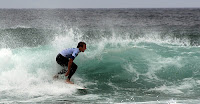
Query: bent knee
xmin=74 ymin=64 xmax=78 ymax=69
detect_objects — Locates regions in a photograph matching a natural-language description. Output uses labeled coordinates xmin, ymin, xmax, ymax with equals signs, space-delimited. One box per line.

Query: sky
xmin=0 ymin=0 xmax=200 ymax=8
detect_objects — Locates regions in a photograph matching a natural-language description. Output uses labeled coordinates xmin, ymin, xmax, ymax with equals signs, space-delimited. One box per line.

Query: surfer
xmin=53 ymin=42 xmax=86 ymax=84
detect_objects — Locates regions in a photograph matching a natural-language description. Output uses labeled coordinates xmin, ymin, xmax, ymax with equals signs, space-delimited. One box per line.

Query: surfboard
xmin=65 ymin=82 xmax=87 ymax=90
xmin=71 ymin=84 xmax=87 ymax=90
xmin=53 ymin=76 xmax=87 ymax=90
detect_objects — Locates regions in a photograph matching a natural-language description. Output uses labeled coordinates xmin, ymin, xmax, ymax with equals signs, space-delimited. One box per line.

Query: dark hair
xmin=77 ymin=42 xmax=86 ymax=48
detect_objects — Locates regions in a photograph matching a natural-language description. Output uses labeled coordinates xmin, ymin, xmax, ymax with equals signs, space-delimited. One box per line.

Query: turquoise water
xmin=0 ymin=9 xmax=200 ymax=103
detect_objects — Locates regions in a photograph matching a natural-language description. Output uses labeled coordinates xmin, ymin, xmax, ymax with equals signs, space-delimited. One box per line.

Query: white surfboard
xmin=53 ymin=77 xmax=87 ymax=90
xmin=66 ymin=82 xmax=87 ymax=90
xmin=72 ymin=84 xmax=87 ymax=90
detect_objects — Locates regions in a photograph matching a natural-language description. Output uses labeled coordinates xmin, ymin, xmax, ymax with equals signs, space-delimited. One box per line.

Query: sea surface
xmin=0 ymin=8 xmax=200 ymax=104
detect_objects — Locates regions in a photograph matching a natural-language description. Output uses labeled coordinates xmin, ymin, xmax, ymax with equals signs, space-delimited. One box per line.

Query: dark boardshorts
xmin=56 ymin=53 xmax=77 ymax=80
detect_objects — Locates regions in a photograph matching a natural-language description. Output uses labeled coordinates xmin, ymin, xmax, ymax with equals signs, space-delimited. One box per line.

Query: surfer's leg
xmin=67 ymin=62 xmax=78 ymax=80
xmin=54 ymin=54 xmax=69 ymax=79
xmin=56 ymin=54 xmax=69 ymax=67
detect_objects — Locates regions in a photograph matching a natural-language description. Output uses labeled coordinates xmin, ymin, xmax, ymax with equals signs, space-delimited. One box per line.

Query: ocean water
xmin=0 ymin=8 xmax=200 ymax=104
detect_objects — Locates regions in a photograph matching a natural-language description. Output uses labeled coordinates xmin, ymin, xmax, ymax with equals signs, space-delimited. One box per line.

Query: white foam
xmin=135 ymin=32 xmax=191 ymax=46
xmin=116 ymin=98 xmax=200 ymax=104
xmin=0 ymin=48 xmax=14 ymax=66
xmin=0 ymin=47 xmax=80 ymax=102
xmin=122 ymin=63 xmax=140 ymax=82
xmin=51 ymin=28 xmax=84 ymax=51
xmin=151 ymin=85 xmax=184 ymax=94
xmin=10 ymin=25 xmax=32 ymax=29
xmin=149 ymin=78 xmax=196 ymax=95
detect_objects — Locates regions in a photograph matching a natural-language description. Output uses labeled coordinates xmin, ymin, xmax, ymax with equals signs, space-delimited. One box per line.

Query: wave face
xmin=0 ymin=9 xmax=200 ymax=103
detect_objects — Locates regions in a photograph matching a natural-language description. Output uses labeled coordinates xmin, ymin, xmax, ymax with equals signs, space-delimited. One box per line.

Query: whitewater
xmin=0 ymin=9 xmax=200 ymax=104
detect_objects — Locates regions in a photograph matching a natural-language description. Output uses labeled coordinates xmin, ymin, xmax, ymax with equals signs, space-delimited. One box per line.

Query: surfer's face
xmin=80 ymin=44 xmax=86 ymax=52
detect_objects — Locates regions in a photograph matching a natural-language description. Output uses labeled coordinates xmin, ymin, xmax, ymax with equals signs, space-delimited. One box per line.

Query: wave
xmin=0 ymin=27 xmax=200 ymax=102
xmin=1 ymin=25 xmax=200 ymax=49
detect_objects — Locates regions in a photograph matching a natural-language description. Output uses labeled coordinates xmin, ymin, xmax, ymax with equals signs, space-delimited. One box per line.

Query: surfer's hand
xmin=65 ymin=73 xmax=68 ymax=76
xmin=65 ymin=71 xmax=70 ymax=76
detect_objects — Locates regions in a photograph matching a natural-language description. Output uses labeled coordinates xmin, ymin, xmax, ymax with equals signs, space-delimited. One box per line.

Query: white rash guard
xmin=60 ymin=48 xmax=80 ymax=60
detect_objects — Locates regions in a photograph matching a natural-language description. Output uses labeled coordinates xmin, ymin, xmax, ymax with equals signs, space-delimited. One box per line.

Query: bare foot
xmin=53 ymin=75 xmax=58 ymax=79
xmin=66 ymin=79 xmax=74 ymax=84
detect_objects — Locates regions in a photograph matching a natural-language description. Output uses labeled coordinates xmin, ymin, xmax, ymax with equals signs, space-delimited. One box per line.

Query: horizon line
xmin=0 ymin=7 xmax=200 ymax=9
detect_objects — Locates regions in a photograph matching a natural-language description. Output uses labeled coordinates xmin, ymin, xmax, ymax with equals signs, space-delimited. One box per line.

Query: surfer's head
xmin=77 ymin=42 xmax=86 ymax=52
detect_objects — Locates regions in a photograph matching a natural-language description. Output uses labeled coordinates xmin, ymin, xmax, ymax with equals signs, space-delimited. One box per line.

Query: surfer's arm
xmin=65 ymin=58 xmax=73 ymax=76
